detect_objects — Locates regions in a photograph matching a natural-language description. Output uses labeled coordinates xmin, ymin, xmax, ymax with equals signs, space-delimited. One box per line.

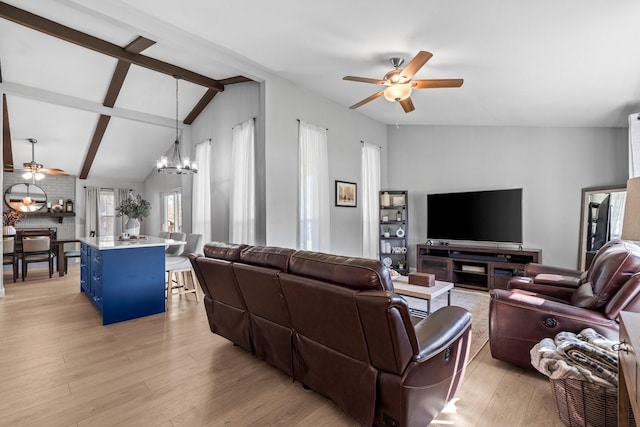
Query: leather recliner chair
xmin=489 ymin=239 xmax=640 ymax=368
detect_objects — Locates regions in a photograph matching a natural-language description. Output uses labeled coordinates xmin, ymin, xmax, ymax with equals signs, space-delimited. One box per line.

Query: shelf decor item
xmin=116 ymin=193 xmax=151 ymax=236
xmin=396 ymin=228 xmax=405 ymax=238
xmin=381 ymin=192 xmax=390 ymax=207
xmin=409 ymin=272 xmax=436 ymax=287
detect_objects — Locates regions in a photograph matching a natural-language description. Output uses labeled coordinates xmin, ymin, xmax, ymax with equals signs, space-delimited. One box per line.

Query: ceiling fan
xmin=6 ymin=138 xmax=69 ymax=180
xmin=343 ymin=51 xmax=464 ymax=113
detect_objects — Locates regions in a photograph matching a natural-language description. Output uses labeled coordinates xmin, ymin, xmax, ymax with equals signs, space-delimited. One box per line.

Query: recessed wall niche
xmin=2 ymin=172 xmax=76 ymax=239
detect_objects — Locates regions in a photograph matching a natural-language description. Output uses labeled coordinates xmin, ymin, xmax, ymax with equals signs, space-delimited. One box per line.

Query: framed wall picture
xmin=335 ymin=180 xmax=357 ymax=207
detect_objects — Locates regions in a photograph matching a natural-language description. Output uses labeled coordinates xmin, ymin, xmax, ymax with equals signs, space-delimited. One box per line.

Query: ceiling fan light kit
xmin=157 ymin=76 xmax=198 ymax=175
xmin=11 ymin=138 xmax=69 ymax=181
xmin=343 ymin=50 xmax=463 ymax=113
xmin=383 ymin=84 xmax=412 ymax=102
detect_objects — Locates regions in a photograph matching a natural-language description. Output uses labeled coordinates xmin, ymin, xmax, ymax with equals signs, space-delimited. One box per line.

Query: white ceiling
xmin=2 ymin=0 xmax=640 ymax=181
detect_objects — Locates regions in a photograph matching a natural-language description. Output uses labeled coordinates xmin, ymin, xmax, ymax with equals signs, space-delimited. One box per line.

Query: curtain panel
xmin=629 ymin=113 xmax=640 ymax=178
xmin=230 ymin=118 xmax=256 ymax=245
xmin=193 ymin=140 xmax=212 ymax=250
xmin=84 ymin=186 xmax=99 ymax=237
xmin=361 ymin=143 xmax=381 ymax=259
xmin=298 ymin=120 xmax=330 ymax=252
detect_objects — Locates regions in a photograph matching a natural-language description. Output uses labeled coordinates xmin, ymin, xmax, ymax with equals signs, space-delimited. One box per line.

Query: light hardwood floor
xmin=0 ymin=267 xmax=565 ymax=427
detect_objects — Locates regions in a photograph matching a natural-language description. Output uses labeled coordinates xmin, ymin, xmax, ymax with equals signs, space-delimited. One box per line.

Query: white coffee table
xmin=392 ymin=275 xmax=454 ymax=317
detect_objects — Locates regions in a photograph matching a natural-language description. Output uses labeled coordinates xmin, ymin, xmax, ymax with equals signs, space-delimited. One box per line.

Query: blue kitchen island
xmin=80 ymin=236 xmax=179 ymax=325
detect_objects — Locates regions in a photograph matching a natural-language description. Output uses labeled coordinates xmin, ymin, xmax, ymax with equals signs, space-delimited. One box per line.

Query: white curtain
xmin=84 ymin=186 xmax=99 ymax=237
xmin=114 ymin=188 xmax=130 ymax=236
xmin=361 ymin=142 xmax=381 ymax=259
xmin=609 ymin=191 xmax=627 ymax=240
xmin=193 ymin=140 xmax=212 ymax=250
xmin=298 ymin=120 xmax=330 ymax=252
xmin=230 ymin=118 xmax=256 ymax=244
xmin=629 ymin=113 xmax=640 ymax=178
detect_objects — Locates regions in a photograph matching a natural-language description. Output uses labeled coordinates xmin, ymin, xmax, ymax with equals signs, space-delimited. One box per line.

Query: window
xmin=98 ymin=189 xmax=115 ymax=237
xmin=161 ymin=189 xmax=182 ymax=232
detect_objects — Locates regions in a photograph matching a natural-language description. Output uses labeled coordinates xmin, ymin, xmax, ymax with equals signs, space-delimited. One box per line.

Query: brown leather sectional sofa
xmin=189 ymin=242 xmax=472 ymax=427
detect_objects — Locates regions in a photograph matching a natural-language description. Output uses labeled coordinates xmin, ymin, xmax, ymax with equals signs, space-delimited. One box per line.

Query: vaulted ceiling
xmin=2 ymin=0 xmax=640 ymax=182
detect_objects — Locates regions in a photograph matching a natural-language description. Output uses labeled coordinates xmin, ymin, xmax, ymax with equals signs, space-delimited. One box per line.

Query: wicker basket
xmin=549 ymin=377 xmax=634 ymax=427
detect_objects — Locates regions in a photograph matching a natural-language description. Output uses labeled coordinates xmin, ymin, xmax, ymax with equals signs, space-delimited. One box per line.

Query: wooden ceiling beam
xmin=0 ymin=2 xmax=224 ymax=92
xmin=2 ymin=94 xmax=14 ymax=172
xmin=183 ymin=76 xmax=253 ymax=124
xmin=104 ymin=36 xmax=156 ymax=108
xmin=184 ymin=89 xmax=217 ymax=125
xmin=87 ymin=35 xmax=157 ymax=180
xmin=79 ymin=114 xmax=110 ymax=180
xmin=217 ymin=76 xmax=253 ymax=85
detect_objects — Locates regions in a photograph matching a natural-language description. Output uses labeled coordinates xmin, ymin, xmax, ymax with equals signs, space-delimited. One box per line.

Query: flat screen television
xmin=427 ymin=188 xmax=523 ymax=244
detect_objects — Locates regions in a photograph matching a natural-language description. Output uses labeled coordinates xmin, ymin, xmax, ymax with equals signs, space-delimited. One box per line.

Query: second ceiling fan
xmin=343 ymin=51 xmax=464 ymax=113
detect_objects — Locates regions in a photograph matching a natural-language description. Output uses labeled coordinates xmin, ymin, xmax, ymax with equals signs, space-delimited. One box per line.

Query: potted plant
xmin=3 ymin=210 xmax=24 ymax=235
xmin=116 ymin=194 xmax=151 ymax=236
xmin=397 ymin=256 xmax=406 ymax=270
xmin=383 ymin=226 xmax=391 ymax=238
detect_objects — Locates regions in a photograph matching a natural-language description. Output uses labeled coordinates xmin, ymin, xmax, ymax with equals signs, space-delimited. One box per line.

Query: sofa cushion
xmin=587 ymin=240 xmax=640 ymax=307
xmin=239 ymin=245 xmax=295 ymax=271
xmin=203 ymin=242 xmax=248 ymax=261
xmin=570 ymin=282 xmax=598 ymax=308
xmin=289 ymin=251 xmax=393 ymax=291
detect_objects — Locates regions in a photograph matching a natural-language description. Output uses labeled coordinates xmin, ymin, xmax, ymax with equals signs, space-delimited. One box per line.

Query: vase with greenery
xmin=116 ymin=195 xmax=150 ymax=236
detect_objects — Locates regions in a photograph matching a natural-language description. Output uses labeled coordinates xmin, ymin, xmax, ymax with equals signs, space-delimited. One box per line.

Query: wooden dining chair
xmin=21 ymin=236 xmax=55 ymax=280
xmin=3 ymin=235 xmax=18 ymax=282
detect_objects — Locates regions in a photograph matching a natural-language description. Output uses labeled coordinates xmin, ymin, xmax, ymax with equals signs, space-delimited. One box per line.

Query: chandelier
xmin=157 ymin=76 xmax=197 ymax=174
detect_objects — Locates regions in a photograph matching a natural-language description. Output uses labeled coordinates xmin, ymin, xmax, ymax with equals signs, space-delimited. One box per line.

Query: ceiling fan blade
xmin=413 ymin=79 xmax=464 ymax=89
xmin=400 ymin=51 xmax=433 ymax=80
xmin=399 ymin=97 xmax=415 ymax=113
xmin=349 ymin=91 xmax=384 ymax=109
xmin=343 ymin=76 xmax=387 ymax=85
xmin=42 ymin=168 xmax=69 ymax=176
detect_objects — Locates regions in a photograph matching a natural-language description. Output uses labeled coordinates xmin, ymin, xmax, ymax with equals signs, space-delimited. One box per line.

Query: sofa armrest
xmin=490 ymin=288 xmax=618 ymax=331
xmin=524 ymin=263 xmax=582 ymax=279
xmin=413 ymin=306 xmax=471 ymax=361
xmin=508 ymin=276 xmax=575 ymax=301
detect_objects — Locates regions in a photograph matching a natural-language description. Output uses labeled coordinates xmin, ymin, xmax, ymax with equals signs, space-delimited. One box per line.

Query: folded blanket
xmin=530 ymin=328 xmax=618 ymax=387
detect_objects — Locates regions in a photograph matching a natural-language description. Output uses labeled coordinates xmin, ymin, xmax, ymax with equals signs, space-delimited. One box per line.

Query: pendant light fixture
xmin=157 ymin=76 xmax=197 ymax=174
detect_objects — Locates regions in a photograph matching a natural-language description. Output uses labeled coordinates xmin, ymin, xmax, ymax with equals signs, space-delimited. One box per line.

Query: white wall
xmin=189 ymin=81 xmax=261 ymax=243
xmin=263 ymin=75 xmax=388 ymax=256
xmin=387 ymin=125 xmax=628 ymax=269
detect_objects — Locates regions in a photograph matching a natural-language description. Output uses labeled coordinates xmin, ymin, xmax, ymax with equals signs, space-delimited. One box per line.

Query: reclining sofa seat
xmin=489 ymin=239 xmax=640 ymax=368
xmin=191 ymin=243 xmax=473 ymax=427
xmin=190 ymin=243 xmax=251 ymax=352
xmin=280 ymin=250 xmax=472 ymax=427
xmin=233 ymin=245 xmax=297 ymax=376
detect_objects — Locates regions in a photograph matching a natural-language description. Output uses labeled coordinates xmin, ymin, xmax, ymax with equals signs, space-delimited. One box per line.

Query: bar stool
xmin=166 ymin=233 xmax=202 ymax=308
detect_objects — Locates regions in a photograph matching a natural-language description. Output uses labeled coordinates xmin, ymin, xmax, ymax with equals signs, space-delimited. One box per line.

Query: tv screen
xmin=427 ymin=188 xmax=523 ymax=244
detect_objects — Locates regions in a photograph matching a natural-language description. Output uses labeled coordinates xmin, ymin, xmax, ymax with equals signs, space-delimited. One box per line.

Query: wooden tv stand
xmin=416 ymin=243 xmax=542 ymax=291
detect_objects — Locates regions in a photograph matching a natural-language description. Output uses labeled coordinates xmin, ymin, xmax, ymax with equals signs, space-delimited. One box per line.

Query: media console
xmin=416 ymin=243 xmax=542 ymax=291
